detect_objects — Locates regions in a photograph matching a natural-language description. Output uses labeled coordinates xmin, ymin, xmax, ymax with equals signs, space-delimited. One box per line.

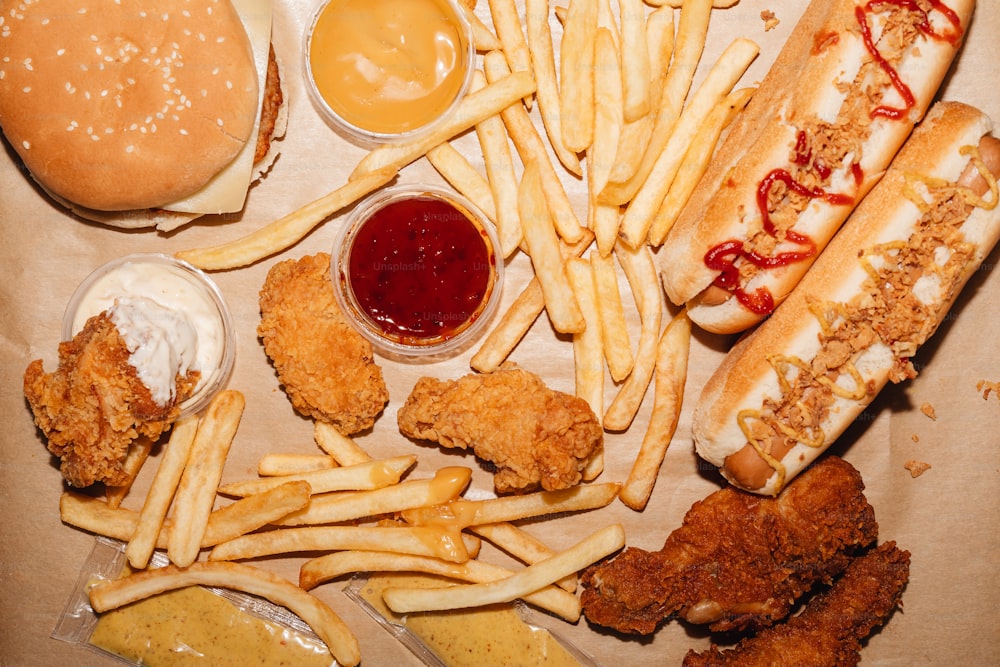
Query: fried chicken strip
xmin=580 ymin=456 xmax=877 ymax=634
xmin=23 ymin=313 xmax=196 ymax=488
xmin=397 ymin=365 xmax=603 ymax=494
xmin=683 ymin=541 xmax=910 ymax=667
xmin=257 ymin=253 xmax=388 ymax=435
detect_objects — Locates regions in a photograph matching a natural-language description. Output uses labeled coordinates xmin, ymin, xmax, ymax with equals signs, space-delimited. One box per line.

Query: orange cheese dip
xmin=308 ymin=0 xmax=470 ymax=135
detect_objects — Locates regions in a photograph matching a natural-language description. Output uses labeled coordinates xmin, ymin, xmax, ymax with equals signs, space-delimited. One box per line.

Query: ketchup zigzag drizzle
xmin=703 ymin=0 xmax=963 ymax=316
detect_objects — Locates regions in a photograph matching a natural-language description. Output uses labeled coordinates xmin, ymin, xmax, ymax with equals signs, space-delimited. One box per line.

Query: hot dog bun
xmin=693 ymin=100 xmax=1000 ymax=496
xmin=659 ymin=0 xmax=974 ymax=334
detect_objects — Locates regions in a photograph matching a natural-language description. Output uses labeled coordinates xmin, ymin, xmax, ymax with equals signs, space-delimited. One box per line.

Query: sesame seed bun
xmin=0 ymin=0 xmax=261 ymax=213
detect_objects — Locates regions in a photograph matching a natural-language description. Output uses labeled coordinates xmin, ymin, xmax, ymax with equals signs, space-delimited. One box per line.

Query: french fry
xmin=619 ymin=309 xmax=691 ymax=510
xmin=604 ymin=243 xmax=662 ymax=431
xmin=588 ymin=27 xmax=624 ymax=256
xmin=607 ymin=5 xmax=674 ymax=185
xmin=208 ymin=525 xmax=472 ymax=564
xmin=469 ymin=522 xmax=576 ymax=591
xmin=618 ymin=0 xmax=651 ymax=122
xmin=382 ymin=524 xmax=625 ymax=616
xmin=566 ymin=257 xmax=604 ymax=420
xmin=524 ymin=0 xmax=581 ymax=175
xmin=105 ymin=437 xmax=153 ymax=509
xmin=518 ymin=160 xmax=585 ymax=334
xmin=275 ymin=467 xmax=472 ymax=526
xmin=617 ymin=38 xmax=759 ymax=247
xmin=258 ymin=453 xmax=336 ymax=476
xmin=471 ymin=71 xmax=522 ymax=257
xmin=168 ymin=389 xmax=245 ymax=568
xmin=175 ymin=167 xmax=396 ymax=271
xmin=559 ymin=0 xmax=598 ymax=153
xmin=350 ymin=71 xmax=536 ymax=179
xmin=483 ymin=51 xmax=584 ymax=243
xmin=648 ymin=86 xmax=755 ymax=245
xmin=199 ymin=481 xmax=313 ymax=547
xmin=601 ymin=0 xmax=712 ymax=205
xmin=63 ymin=483 xmax=313 ymax=550
xmin=89 ymin=561 xmax=361 ymax=667
xmin=300 ymin=551 xmax=580 ymax=621
xmin=590 ymin=252 xmax=634 ymax=382
xmin=426 ymin=142 xmax=498 ymax=224
xmin=487 ymin=0 xmax=532 ymax=93
xmin=462 ymin=2 xmax=503 ymax=51
xmin=217 ymin=455 xmax=417 ymax=498
xmin=401 ymin=482 xmax=621 ymax=528
xmin=470 ymin=229 xmax=594 ymax=372
xmin=314 ymin=421 xmax=372 ymax=465
xmin=125 ymin=417 xmax=198 ymax=569
xmin=653 ymin=0 xmax=739 ymax=7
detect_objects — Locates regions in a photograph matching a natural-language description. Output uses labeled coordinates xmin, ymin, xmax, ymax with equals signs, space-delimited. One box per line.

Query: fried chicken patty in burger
xmin=0 ymin=0 xmax=286 ymax=231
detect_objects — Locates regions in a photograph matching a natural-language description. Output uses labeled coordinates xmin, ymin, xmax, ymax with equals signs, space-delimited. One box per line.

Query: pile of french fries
xmin=70 ymin=390 xmax=627 ymax=665
xmin=79 ymin=0 xmax=767 ymax=662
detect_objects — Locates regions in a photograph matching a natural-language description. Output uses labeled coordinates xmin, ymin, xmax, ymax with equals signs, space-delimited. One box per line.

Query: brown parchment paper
xmin=1 ymin=1 xmax=998 ymax=665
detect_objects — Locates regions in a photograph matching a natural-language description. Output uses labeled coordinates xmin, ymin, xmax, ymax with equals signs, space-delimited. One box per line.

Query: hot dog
xmin=659 ymin=0 xmax=974 ymax=334
xmin=693 ymin=100 xmax=1000 ymax=496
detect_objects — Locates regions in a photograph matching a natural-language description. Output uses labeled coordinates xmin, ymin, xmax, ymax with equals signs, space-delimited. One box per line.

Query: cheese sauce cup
xmin=331 ymin=184 xmax=504 ymax=361
xmin=304 ymin=0 xmax=475 ymax=145
xmin=61 ymin=253 xmax=236 ymax=418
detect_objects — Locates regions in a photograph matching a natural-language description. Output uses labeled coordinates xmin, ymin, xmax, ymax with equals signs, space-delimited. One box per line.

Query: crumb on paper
xmin=976 ymin=379 xmax=1000 ymax=400
xmin=911 ymin=434 xmax=919 ymax=443
xmin=904 ymin=460 xmax=931 ymax=478
xmin=920 ymin=402 xmax=936 ymax=420
xmin=761 ymin=10 xmax=780 ymax=31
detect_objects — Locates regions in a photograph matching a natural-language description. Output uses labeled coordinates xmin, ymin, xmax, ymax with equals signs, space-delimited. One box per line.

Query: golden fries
xmin=258 ymin=453 xmax=336 ymax=476
xmin=471 ymin=70 xmax=523 ymax=257
xmin=620 ymin=309 xmax=691 ymax=510
xmin=381 ymin=524 xmax=625 ymax=616
xmin=559 ymin=0 xmax=598 ymax=153
xmin=469 ymin=522 xmax=576 ymax=591
xmin=199 ymin=481 xmax=312 ymax=547
xmin=618 ymin=0 xmax=651 ymax=122
xmin=401 ymin=482 xmax=621 ymax=528
xmin=217 ymin=455 xmax=416 ymax=497
xmin=314 ymin=421 xmax=372 ymax=465
xmin=590 ymin=244 xmax=634 ymax=384
xmin=275 ymin=467 xmax=472 ymax=526
xmin=426 ymin=141 xmax=498 ymax=224
xmin=566 ymin=257 xmax=604 ymax=419
xmin=126 ymin=417 xmax=198 ymax=569
xmin=105 ymin=436 xmax=153 ymax=509
xmin=604 ymin=243 xmax=662 ymax=431
xmin=89 ymin=561 xmax=361 ymax=667
xmin=168 ymin=390 xmax=245 ymax=568
xmin=175 ymin=167 xmax=396 ymax=271
xmin=518 ymin=160 xmax=585 ymax=334
xmin=209 ymin=525 xmax=471 ymax=564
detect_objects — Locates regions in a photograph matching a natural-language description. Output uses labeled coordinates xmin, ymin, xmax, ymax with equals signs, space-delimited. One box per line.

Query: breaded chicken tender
xmin=580 ymin=456 xmax=878 ymax=634
xmin=23 ymin=313 xmax=196 ymax=488
xmin=683 ymin=541 xmax=910 ymax=667
xmin=258 ymin=253 xmax=388 ymax=435
xmin=397 ymin=365 xmax=603 ymax=494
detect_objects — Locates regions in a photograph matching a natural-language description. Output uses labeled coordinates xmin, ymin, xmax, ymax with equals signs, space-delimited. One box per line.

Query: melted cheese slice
xmin=165 ymin=0 xmax=273 ymax=214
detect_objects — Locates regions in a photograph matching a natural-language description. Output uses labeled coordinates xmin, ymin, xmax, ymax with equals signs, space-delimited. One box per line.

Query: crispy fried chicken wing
xmin=683 ymin=541 xmax=910 ymax=667
xmin=580 ymin=456 xmax=878 ymax=634
xmin=396 ymin=365 xmax=603 ymax=494
xmin=257 ymin=253 xmax=388 ymax=435
xmin=23 ymin=313 xmax=196 ymax=488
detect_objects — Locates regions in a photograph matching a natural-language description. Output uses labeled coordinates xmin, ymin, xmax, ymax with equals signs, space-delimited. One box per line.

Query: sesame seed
xmin=22 ymin=140 xmax=30 ymax=149
xmin=126 ymin=144 xmax=134 ymax=152
xmin=179 ymin=128 xmax=188 ymax=135
xmin=56 ymin=48 xmax=65 ymax=56
xmin=22 ymin=85 xmax=30 ymax=92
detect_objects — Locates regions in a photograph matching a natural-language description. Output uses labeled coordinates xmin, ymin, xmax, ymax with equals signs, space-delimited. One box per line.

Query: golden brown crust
xmin=0 ymin=0 xmax=259 ymax=211
xmin=695 ymin=101 xmax=1000 ymax=494
xmin=659 ymin=0 xmax=975 ymax=334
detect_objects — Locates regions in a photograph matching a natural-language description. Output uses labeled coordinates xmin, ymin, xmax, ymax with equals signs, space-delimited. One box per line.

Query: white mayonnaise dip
xmin=69 ymin=260 xmax=226 ymax=407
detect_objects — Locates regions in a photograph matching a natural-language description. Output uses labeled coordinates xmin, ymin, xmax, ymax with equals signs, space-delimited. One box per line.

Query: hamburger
xmin=0 ymin=0 xmax=286 ymax=231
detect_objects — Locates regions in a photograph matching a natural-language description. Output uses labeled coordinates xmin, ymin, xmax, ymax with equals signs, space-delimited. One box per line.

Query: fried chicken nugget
xmin=23 ymin=313 xmax=196 ymax=488
xmin=397 ymin=364 xmax=603 ymax=494
xmin=258 ymin=253 xmax=388 ymax=435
